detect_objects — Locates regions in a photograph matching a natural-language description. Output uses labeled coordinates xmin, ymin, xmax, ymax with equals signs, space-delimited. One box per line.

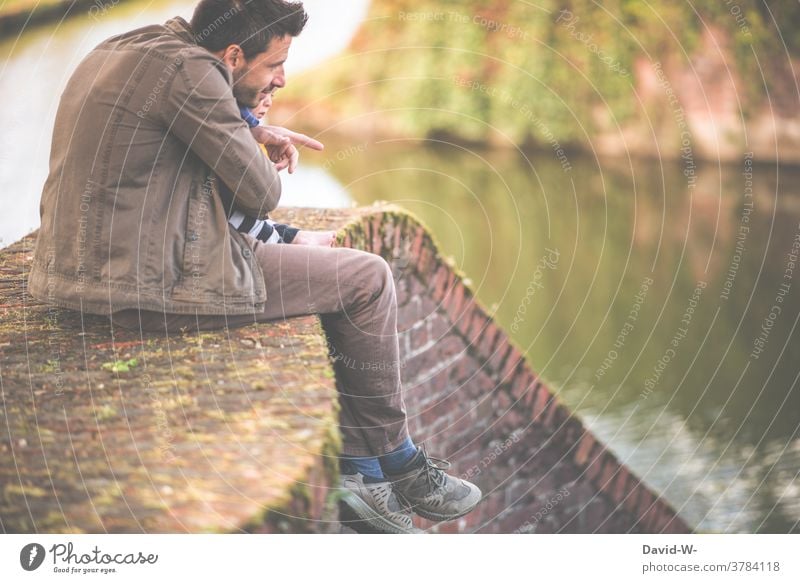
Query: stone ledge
xmin=0 ymin=204 xmax=692 ymax=533
xmin=0 ymin=225 xmax=340 ymax=533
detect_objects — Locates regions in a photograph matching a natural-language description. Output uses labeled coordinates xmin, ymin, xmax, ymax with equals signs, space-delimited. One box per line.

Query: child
xmin=222 ymin=90 xmax=336 ymax=247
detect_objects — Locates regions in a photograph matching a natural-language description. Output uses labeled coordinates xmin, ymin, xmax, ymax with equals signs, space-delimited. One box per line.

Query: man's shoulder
xmin=91 ymin=17 xmax=217 ymax=67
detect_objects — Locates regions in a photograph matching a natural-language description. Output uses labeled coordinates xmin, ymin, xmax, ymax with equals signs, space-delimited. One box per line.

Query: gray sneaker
xmin=338 ymin=473 xmax=421 ymax=534
xmin=385 ymin=447 xmax=482 ymax=522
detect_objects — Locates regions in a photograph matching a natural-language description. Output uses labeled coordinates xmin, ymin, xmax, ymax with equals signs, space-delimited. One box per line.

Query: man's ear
xmin=218 ymin=44 xmax=246 ymax=71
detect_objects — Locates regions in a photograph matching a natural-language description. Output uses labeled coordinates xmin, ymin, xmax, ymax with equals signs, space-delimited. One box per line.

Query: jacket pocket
xmin=178 ymin=174 xmax=215 ymax=298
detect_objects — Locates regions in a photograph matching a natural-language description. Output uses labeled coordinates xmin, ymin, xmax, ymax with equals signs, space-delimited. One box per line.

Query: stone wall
xmin=0 ymin=205 xmax=691 ymax=533
xmin=0 ymin=232 xmax=340 ymax=534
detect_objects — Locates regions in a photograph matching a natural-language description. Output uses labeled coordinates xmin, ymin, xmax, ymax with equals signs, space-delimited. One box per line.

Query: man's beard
xmin=231 ymin=70 xmax=260 ymax=108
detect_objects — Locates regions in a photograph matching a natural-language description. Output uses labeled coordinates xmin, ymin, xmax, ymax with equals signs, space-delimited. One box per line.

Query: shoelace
xmin=411 ymin=448 xmax=451 ymax=494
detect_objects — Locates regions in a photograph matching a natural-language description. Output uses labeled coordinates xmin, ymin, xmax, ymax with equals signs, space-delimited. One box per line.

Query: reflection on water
xmin=310 ymin=136 xmax=800 ymax=533
xmin=0 ymin=0 xmax=367 ymax=246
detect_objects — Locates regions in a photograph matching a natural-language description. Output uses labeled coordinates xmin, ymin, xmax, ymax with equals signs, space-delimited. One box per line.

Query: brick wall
xmin=0 ymin=206 xmax=691 ymax=533
xmin=336 ymin=206 xmax=691 ymax=533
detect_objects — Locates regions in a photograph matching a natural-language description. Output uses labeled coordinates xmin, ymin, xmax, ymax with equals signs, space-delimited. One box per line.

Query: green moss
xmin=94 ymin=404 xmax=118 ymax=421
xmin=4 ymin=483 xmax=49 ymax=498
xmin=41 ymin=359 xmax=61 ymax=373
xmin=101 ymin=358 xmax=138 ymax=373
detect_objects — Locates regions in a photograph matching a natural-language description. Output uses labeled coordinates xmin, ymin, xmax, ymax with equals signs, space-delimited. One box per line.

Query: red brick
xmin=448 ymin=357 xmax=471 ymax=383
xmin=364 ymin=217 xmax=374 ymax=247
xmin=417 ymin=245 xmax=435 ymax=277
xmin=405 ymin=347 xmax=440 ymax=379
xmin=477 ymin=322 xmax=500 ymax=361
xmin=435 ymin=335 xmax=466 ymax=364
xmin=636 ymin=490 xmax=656 ymax=523
xmin=531 ymin=384 xmax=552 ymax=422
xmin=428 ymin=312 xmax=452 ymax=341
xmin=596 ymin=457 xmax=619 ymax=494
xmin=662 ymin=513 xmax=691 ymax=534
xmin=488 ymin=335 xmax=512 ymax=373
xmin=409 ymin=324 xmax=428 ymax=351
xmin=499 ymin=408 xmax=526 ymax=433
xmin=443 ymin=283 xmax=467 ymax=324
xmin=500 ymin=347 xmax=524 ymax=383
xmin=395 ymin=280 xmax=410 ymax=308
xmin=432 ymin=281 xmax=449 ymax=307
xmin=543 ymin=399 xmax=563 ymax=429
xmin=441 ymin=279 xmax=463 ymax=314
xmin=393 ymin=218 xmax=402 ymax=252
xmin=455 ymin=299 xmax=478 ymax=338
xmin=642 ymin=502 xmax=664 ymax=532
xmin=436 ymin=521 xmax=461 ymax=534
xmin=464 ymin=311 xmax=487 ymax=349
xmin=473 ymin=396 xmax=496 ymax=424
xmin=584 ymin=449 xmax=606 ymax=482
xmin=410 ymin=226 xmax=426 ymax=258
xmin=557 ymin=417 xmax=582 ymax=447
xmin=459 ymin=510 xmax=481 ymax=532
xmin=468 ymin=369 xmax=497 ymax=398
xmin=429 ymin=366 xmax=452 ymax=394
xmin=586 ymin=499 xmax=612 ymax=531
xmin=493 ymin=389 xmax=511 ymax=411
xmin=622 ymin=482 xmax=642 ymax=516
xmin=510 ymin=369 xmax=537 ymax=401
xmin=611 ymin=466 xmax=631 ymax=505
xmin=438 ymin=270 xmax=457 ymax=304
xmin=372 ymin=216 xmax=384 ymax=255
xmin=431 ymin=264 xmax=449 ymax=299
xmin=574 ymin=432 xmax=597 ymax=466
xmin=419 ymin=406 xmax=441 ymax=428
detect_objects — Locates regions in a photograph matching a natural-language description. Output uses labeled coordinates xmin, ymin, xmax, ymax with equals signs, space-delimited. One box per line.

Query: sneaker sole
xmin=338 ymin=491 xmax=416 ymax=534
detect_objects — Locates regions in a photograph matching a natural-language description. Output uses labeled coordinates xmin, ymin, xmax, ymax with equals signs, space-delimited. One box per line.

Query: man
xmin=28 ymin=0 xmax=481 ymax=533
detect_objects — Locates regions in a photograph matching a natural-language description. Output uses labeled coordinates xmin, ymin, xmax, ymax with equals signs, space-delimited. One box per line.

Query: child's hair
xmin=191 ymin=0 xmax=308 ymax=58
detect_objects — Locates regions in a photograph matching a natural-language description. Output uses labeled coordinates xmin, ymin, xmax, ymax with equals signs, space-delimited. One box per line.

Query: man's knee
xmin=350 ymin=252 xmax=395 ymax=301
xmin=366 ymin=253 xmax=394 ymax=293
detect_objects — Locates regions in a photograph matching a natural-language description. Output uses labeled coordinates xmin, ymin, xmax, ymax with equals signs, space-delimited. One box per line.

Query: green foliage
xmin=286 ymin=0 xmax=796 ymax=147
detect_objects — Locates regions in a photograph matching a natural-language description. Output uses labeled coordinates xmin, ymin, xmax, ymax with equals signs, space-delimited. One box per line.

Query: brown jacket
xmin=28 ymin=17 xmax=280 ymax=316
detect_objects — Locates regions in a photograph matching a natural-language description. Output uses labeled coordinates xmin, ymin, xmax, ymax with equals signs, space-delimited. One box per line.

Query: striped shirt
xmin=222 ymin=106 xmax=299 ymax=244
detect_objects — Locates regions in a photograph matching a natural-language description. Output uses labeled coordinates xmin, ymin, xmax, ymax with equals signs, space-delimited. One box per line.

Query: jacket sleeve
xmin=159 ymin=53 xmax=280 ymax=218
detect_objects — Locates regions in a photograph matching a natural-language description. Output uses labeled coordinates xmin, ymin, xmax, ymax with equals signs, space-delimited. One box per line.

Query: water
xmin=311 ymin=137 xmax=800 ymax=533
xmin=1 ymin=2 xmax=798 ymax=534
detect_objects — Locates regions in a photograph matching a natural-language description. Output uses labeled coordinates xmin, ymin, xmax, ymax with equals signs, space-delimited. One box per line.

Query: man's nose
xmin=272 ymin=66 xmax=286 ymax=88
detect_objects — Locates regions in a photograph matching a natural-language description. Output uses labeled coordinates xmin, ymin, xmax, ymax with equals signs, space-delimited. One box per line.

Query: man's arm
xmin=159 ymin=54 xmax=280 ymax=218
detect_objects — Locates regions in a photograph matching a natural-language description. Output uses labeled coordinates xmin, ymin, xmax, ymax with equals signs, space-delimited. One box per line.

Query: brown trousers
xmin=111 ymin=236 xmax=410 ymax=456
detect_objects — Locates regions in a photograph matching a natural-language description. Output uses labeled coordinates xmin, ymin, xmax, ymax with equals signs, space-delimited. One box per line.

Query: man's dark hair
xmin=191 ymin=0 xmax=308 ymax=58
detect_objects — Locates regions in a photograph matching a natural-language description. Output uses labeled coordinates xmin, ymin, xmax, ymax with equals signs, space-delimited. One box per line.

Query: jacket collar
xmin=164 ymin=16 xmax=197 ymax=45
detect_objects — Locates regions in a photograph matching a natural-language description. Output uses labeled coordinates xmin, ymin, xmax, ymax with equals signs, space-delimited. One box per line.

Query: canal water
xmin=315 ymin=138 xmax=800 ymax=533
xmin=1 ymin=1 xmax=797 ymax=533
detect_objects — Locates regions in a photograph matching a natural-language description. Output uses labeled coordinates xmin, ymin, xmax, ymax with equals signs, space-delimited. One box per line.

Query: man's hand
xmin=250 ymin=125 xmax=324 ymax=174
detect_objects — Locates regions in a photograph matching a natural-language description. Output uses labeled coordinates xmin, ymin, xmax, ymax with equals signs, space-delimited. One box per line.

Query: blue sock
xmin=379 ymin=437 xmax=418 ymax=473
xmin=340 ymin=455 xmax=384 ymax=480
